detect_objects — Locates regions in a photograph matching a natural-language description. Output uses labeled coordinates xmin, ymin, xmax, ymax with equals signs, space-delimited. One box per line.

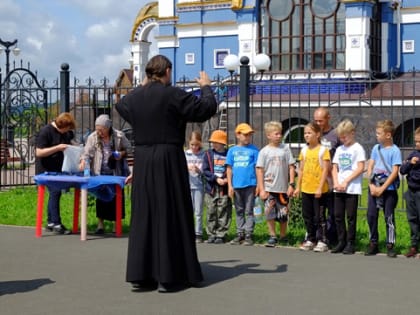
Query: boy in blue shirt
xmin=365 ymin=120 xmax=402 ymax=258
xmin=226 ymin=123 xmax=259 ymax=245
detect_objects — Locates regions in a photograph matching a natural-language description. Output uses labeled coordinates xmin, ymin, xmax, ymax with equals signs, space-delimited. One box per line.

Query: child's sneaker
xmin=265 ymin=236 xmax=278 ymax=247
xmin=214 ymin=237 xmax=224 ymax=244
xmin=195 ymin=235 xmax=203 ymax=243
xmin=230 ymin=233 xmax=245 ymax=245
xmin=207 ymin=235 xmax=216 ymax=244
xmin=386 ymin=244 xmax=397 ymax=258
xmin=331 ymin=242 xmax=346 ymax=254
xmin=364 ymin=242 xmax=379 ymax=256
xmin=313 ymin=241 xmax=328 ymax=252
xmin=299 ymin=240 xmax=314 ymax=251
xmin=278 ymin=236 xmax=289 ymax=245
xmin=342 ymin=242 xmax=355 ymax=255
xmin=405 ymin=247 xmax=417 ymax=258
xmin=243 ymin=234 xmax=254 ymax=246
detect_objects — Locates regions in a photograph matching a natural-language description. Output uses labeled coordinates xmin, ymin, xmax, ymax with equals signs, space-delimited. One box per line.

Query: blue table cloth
xmin=34 ymin=173 xmax=126 ymax=202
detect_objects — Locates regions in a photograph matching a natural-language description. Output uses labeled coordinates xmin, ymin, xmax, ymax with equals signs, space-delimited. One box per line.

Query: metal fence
xmin=1 ymin=64 xmax=419 ymax=199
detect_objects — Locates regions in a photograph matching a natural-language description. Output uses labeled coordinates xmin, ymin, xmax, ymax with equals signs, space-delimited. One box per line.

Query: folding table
xmin=34 ymin=174 xmax=126 ymax=241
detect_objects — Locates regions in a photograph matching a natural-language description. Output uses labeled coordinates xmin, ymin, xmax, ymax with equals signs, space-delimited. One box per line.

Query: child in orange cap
xmin=226 ymin=123 xmax=259 ymax=245
xmin=202 ymin=130 xmax=232 ymax=244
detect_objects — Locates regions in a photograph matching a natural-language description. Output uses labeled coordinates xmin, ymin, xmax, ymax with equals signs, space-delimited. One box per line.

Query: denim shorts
xmin=264 ymin=192 xmax=289 ymax=222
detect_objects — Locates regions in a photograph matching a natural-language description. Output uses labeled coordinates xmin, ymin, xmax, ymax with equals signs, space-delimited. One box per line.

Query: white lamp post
xmin=223 ymin=53 xmax=271 ymax=123
xmin=0 ymin=38 xmax=20 ymax=141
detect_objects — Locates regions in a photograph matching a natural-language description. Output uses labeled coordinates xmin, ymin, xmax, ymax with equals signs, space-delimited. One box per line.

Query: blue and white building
xmin=128 ymin=0 xmax=420 ymax=150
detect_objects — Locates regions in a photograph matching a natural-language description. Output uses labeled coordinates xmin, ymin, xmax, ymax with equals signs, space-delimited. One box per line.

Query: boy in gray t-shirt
xmin=256 ymin=121 xmax=296 ymax=247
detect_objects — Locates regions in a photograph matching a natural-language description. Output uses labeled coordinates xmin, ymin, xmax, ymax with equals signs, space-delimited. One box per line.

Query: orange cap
xmin=209 ymin=130 xmax=227 ymax=145
xmin=235 ymin=123 xmax=254 ymax=134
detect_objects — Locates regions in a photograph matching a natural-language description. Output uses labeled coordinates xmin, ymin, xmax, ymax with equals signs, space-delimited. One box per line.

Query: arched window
xmin=259 ymin=0 xmax=345 ymax=71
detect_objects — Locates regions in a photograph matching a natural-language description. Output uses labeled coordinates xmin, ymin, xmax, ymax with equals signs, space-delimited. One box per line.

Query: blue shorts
xmin=264 ymin=192 xmax=289 ymax=223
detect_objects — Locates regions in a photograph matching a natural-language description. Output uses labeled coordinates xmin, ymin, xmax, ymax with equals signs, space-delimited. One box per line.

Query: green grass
xmin=0 ymin=184 xmax=412 ymax=255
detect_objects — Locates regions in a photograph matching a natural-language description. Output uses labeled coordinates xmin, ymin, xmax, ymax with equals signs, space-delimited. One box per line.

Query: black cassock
xmin=116 ymin=81 xmax=217 ymax=285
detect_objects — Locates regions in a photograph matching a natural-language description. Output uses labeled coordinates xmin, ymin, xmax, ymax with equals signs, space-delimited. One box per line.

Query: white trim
xmin=401 ymin=11 xmax=420 ymax=24
xmin=156 ymin=37 xmax=179 ymax=48
xmin=177 ymin=24 xmax=238 ymax=38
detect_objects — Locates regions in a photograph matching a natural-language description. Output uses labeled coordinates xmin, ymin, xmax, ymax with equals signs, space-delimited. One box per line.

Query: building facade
xmin=128 ymin=0 xmax=420 ymax=153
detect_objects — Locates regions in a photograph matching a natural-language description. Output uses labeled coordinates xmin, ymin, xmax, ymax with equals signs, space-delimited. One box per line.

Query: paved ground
xmin=1 ymin=225 xmax=420 ymax=315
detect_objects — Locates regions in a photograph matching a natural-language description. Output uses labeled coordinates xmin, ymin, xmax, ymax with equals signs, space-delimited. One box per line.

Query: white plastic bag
xmin=62 ymin=145 xmax=83 ymax=174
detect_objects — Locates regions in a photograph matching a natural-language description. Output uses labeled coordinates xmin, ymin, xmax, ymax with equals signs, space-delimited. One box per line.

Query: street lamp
xmin=0 ymin=38 xmax=20 ymax=141
xmin=0 ymin=39 xmax=20 ymax=77
xmin=223 ymin=53 xmax=271 ymax=123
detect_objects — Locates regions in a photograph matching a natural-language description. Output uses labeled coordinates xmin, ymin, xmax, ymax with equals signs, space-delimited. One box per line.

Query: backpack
xmin=300 ymin=145 xmax=328 ymax=168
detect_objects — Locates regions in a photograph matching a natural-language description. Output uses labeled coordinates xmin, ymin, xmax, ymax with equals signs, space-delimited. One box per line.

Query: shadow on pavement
xmin=0 ymin=278 xmax=55 ymax=296
xmin=200 ymin=259 xmax=288 ymax=287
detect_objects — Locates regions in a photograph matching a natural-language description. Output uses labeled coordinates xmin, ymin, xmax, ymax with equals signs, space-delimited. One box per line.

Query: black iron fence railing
xmin=1 ymin=65 xmax=420 ymax=212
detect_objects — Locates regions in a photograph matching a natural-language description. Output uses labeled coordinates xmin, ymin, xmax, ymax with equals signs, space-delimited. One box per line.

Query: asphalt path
xmin=1 ymin=225 xmax=419 ymax=315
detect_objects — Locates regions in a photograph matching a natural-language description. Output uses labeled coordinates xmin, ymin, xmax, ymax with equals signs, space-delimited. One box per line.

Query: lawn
xmin=0 ymin=181 xmax=412 ymax=255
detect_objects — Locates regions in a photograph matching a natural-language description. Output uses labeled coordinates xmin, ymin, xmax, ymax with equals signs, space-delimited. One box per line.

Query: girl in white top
xmin=331 ymin=119 xmax=366 ymax=254
xmin=185 ymin=131 xmax=205 ymax=242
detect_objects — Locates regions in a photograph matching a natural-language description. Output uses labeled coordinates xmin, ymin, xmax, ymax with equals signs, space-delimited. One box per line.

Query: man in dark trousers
xmin=314 ymin=107 xmax=341 ymax=246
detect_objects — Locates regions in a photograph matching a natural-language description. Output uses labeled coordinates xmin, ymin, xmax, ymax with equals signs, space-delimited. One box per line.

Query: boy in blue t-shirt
xmin=365 ymin=120 xmax=402 ymax=258
xmin=226 ymin=123 xmax=259 ymax=245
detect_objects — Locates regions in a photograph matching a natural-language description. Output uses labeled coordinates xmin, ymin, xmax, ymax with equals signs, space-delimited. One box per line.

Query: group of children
xmin=185 ymin=117 xmax=420 ymax=258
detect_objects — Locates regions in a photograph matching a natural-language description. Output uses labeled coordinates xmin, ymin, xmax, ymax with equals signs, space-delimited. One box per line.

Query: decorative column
xmin=131 ymin=41 xmax=151 ymax=85
xmin=342 ymin=0 xmax=375 ymax=73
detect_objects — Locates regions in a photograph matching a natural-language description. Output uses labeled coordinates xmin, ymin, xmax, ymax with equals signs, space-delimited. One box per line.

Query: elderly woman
xmin=80 ymin=114 xmax=131 ymax=234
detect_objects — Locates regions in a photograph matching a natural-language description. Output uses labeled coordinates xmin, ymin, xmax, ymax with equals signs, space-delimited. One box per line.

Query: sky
xmin=0 ymin=0 xmax=155 ymax=85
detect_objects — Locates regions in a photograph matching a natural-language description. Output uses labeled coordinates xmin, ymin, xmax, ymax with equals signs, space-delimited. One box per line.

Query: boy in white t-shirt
xmin=331 ymin=119 xmax=366 ymax=254
xmin=256 ymin=121 xmax=296 ymax=247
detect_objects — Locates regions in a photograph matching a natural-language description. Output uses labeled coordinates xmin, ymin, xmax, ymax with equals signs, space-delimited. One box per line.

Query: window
xmin=185 ymin=53 xmax=195 ymax=65
xmin=260 ymin=0 xmax=345 ymax=71
xmin=214 ymin=49 xmax=230 ymax=68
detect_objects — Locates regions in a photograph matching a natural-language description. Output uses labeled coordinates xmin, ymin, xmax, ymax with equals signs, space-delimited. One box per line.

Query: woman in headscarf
xmin=80 ymin=114 xmax=131 ymax=234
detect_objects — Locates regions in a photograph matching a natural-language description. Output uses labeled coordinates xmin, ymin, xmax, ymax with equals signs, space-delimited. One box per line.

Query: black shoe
xmin=364 ymin=242 xmax=378 ymax=256
xmin=53 ymin=224 xmax=72 ymax=235
xmin=342 ymin=242 xmax=355 ymax=255
xmin=131 ymin=280 xmax=158 ymax=291
xmin=45 ymin=223 xmax=54 ymax=232
xmin=230 ymin=233 xmax=245 ymax=245
xmin=265 ymin=236 xmax=278 ymax=247
xmin=207 ymin=235 xmax=216 ymax=244
xmin=214 ymin=237 xmax=224 ymax=244
xmin=94 ymin=228 xmax=105 ymax=235
xmin=278 ymin=236 xmax=289 ymax=245
xmin=387 ymin=244 xmax=397 ymax=258
xmin=331 ymin=242 xmax=346 ymax=254
xmin=158 ymin=282 xmax=185 ymax=293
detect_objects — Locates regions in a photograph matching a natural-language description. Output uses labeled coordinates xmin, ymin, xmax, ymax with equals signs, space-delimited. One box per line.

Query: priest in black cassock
xmin=116 ymin=55 xmax=217 ymax=293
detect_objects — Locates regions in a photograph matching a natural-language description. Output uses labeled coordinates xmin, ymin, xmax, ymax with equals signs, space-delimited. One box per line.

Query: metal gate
xmin=0 ymin=67 xmax=48 ymax=188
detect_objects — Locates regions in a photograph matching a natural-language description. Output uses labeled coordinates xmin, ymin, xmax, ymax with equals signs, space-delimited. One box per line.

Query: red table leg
xmin=36 ymin=185 xmax=45 ymax=237
xmin=73 ymin=188 xmax=80 ymax=233
xmin=115 ymin=185 xmax=122 ymax=237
